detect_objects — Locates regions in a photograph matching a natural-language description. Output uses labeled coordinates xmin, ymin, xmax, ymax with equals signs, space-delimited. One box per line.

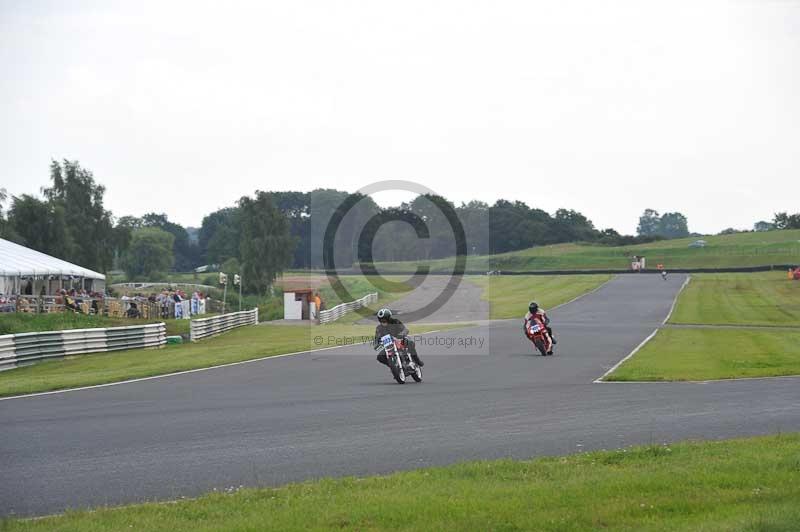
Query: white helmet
xmin=377 ymin=308 xmax=392 ymax=320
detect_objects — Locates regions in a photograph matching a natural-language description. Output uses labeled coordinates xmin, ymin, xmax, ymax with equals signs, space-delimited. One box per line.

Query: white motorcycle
xmin=377 ymin=334 xmax=422 ymax=384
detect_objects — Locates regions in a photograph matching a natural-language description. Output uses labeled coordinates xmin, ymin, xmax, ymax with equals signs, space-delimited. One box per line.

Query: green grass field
xmin=470 ymin=274 xmax=612 ymax=319
xmin=607 ymin=271 xmax=800 ymax=381
xmin=669 ymin=272 xmax=800 ymax=326
xmin=0 ymin=321 xmax=460 ymax=398
xmin=5 ymin=433 xmax=799 ymax=531
xmin=0 ymin=313 xmax=191 ymax=337
xmin=319 ymin=274 xmax=413 ymax=309
xmin=607 ymin=327 xmax=800 ymax=381
xmin=371 ymin=229 xmax=800 ymax=272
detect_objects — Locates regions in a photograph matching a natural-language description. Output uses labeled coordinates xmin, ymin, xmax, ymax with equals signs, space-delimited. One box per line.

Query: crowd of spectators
xmin=117 ymin=289 xmax=209 ymax=319
xmin=0 ymin=287 xmax=210 ymax=318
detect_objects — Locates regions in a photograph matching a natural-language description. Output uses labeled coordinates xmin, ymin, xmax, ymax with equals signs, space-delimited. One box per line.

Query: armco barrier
xmin=319 ymin=293 xmax=378 ymax=324
xmin=0 ymin=323 xmax=166 ymax=371
xmin=190 ymin=309 xmax=259 ymax=342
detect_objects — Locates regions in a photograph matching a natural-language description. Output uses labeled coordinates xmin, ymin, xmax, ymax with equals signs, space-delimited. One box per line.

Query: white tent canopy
xmin=0 ymin=238 xmax=105 ymax=295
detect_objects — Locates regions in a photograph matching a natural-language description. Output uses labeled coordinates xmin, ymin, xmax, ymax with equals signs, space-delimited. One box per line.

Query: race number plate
xmin=381 ymin=334 xmax=394 ymax=346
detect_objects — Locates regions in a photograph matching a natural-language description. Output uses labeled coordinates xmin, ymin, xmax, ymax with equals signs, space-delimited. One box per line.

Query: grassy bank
xmin=607 ymin=327 xmax=800 ymax=381
xmin=6 ymin=433 xmax=800 ymax=531
xmin=669 ymin=272 xmax=800 ymax=326
xmin=0 ymin=321 xmax=461 ymax=398
xmin=371 ymin=229 xmax=800 ymax=272
xmin=470 ymin=274 xmax=612 ymax=319
xmin=0 ymin=313 xmax=190 ymax=337
xmin=319 ymin=274 xmax=413 ymax=309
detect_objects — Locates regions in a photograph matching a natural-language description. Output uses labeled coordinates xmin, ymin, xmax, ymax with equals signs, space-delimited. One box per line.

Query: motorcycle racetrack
xmin=2 ymin=273 xmax=799 ymax=517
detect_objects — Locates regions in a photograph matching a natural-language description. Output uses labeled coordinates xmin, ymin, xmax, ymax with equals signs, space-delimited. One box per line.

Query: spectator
xmin=64 ymin=291 xmax=79 ymax=312
xmin=126 ymin=301 xmax=141 ymax=318
xmin=313 ymin=292 xmax=322 ymax=320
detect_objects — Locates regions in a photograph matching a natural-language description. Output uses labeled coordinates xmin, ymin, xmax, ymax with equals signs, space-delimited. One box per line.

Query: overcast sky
xmin=1 ymin=0 xmax=797 ymax=235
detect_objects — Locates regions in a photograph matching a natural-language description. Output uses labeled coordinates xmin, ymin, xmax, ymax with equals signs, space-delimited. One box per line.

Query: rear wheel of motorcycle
xmin=533 ymin=338 xmax=548 ymax=357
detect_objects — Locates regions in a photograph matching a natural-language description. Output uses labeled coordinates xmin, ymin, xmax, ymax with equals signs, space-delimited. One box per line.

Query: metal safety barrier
xmin=318 ymin=293 xmax=378 ymax=324
xmin=0 ymin=323 xmax=167 ymax=371
xmin=189 ymin=309 xmax=259 ymax=342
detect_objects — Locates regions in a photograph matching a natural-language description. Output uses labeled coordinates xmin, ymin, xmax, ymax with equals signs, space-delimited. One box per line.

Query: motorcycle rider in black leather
xmin=373 ymin=308 xmax=424 ymax=367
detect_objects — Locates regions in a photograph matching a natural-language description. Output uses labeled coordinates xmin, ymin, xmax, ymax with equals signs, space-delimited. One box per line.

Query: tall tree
xmin=238 ymin=191 xmax=295 ymax=294
xmin=199 ymin=207 xmax=241 ymax=265
xmin=0 ymin=188 xmax=15 ymax=241
xmin=42 ymin=160 xmax=114 ymax=271
xmin=121 ymin=228 xmax=175 ymax=280
xmin=637 ymin=209 xmax=661 ymax=237
xmin=7 ymin=195 xmax=71 ymax=258
xmin=140 ymin=213 xmax=200 ymax=270
xmin=272 ymin=191 xmax=311 ymax=268
xmin=552 ymin=208 xmax=597 ymax=242
xmin=658 ymin=212 xmax=690 ymax=238
xmin=773 ymin=212 xmax=800 ymax=230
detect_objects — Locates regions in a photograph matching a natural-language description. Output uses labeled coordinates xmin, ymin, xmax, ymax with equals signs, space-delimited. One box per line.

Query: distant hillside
xmin=369 ymin=229 xmax=800 ymax=272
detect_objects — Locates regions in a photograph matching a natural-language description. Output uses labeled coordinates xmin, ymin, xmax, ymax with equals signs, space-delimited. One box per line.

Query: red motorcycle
xmin=525 ymin=317 xmax=554 ymax=356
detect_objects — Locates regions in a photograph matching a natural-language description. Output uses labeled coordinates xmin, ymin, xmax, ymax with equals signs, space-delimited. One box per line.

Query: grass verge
xmin=470 ymin=274 xmax=612 ymax=319
xmin=0 ymin=322 xmax=462 ymax=398
xmin=669 ymin=272 xmax=800 ymax=327
xmin=5 ymin=433 xmax=800 ymax=531
xmin=607 ymin=327 xmax=800 ymax=381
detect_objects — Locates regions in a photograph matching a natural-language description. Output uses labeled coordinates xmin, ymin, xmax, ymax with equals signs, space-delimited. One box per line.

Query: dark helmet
xmin=529 ymin=301 xmax=539 ymax=314
xmin=377 ymin=308 xmax=392 ymax=321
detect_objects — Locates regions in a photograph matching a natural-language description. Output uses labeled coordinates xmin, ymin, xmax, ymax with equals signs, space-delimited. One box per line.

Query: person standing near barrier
xmin=313 ymin=292 xmax=322 ymax=321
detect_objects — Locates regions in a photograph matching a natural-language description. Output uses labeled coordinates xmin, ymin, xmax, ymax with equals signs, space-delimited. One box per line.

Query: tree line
xmin=3 ymin=160 xmax=797 ymax=295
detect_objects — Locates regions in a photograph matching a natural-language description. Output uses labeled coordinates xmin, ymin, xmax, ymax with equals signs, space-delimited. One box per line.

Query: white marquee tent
xmin=0 ymin=238 xmax=105 ymax=295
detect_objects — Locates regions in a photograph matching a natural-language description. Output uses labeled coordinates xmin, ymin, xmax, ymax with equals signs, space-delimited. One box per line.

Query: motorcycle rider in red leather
xmin=524 ymin=301 xmax=556 ymax=353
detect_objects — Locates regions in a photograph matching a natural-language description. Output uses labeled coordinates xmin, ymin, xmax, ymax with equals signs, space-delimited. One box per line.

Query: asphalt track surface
xmin=2 ymin=274 xmax=799 ymax=517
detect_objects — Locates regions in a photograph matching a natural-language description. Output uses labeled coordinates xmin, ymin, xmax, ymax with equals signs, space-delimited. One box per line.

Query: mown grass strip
xmin=470 ymin=274 xmax=612 ymax=319
xmin=606 ymin=327 xmax=800 ymax=381
xmin=5 ymin=433 xmax=800 ymax=531
xmin=669 ymin=272 xmax=800 ymax=327
xmin=0 ymin=322 xmax=459 ymax=398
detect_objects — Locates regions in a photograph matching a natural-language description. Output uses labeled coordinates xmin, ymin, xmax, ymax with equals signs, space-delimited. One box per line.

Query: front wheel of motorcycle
xmin=412 ymin=365 xmax=422 ymax=382
xmin=533 ymin=338 xmax=548 ymax=357
xmin=391 ymin=360 xmax=406 ymax=384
